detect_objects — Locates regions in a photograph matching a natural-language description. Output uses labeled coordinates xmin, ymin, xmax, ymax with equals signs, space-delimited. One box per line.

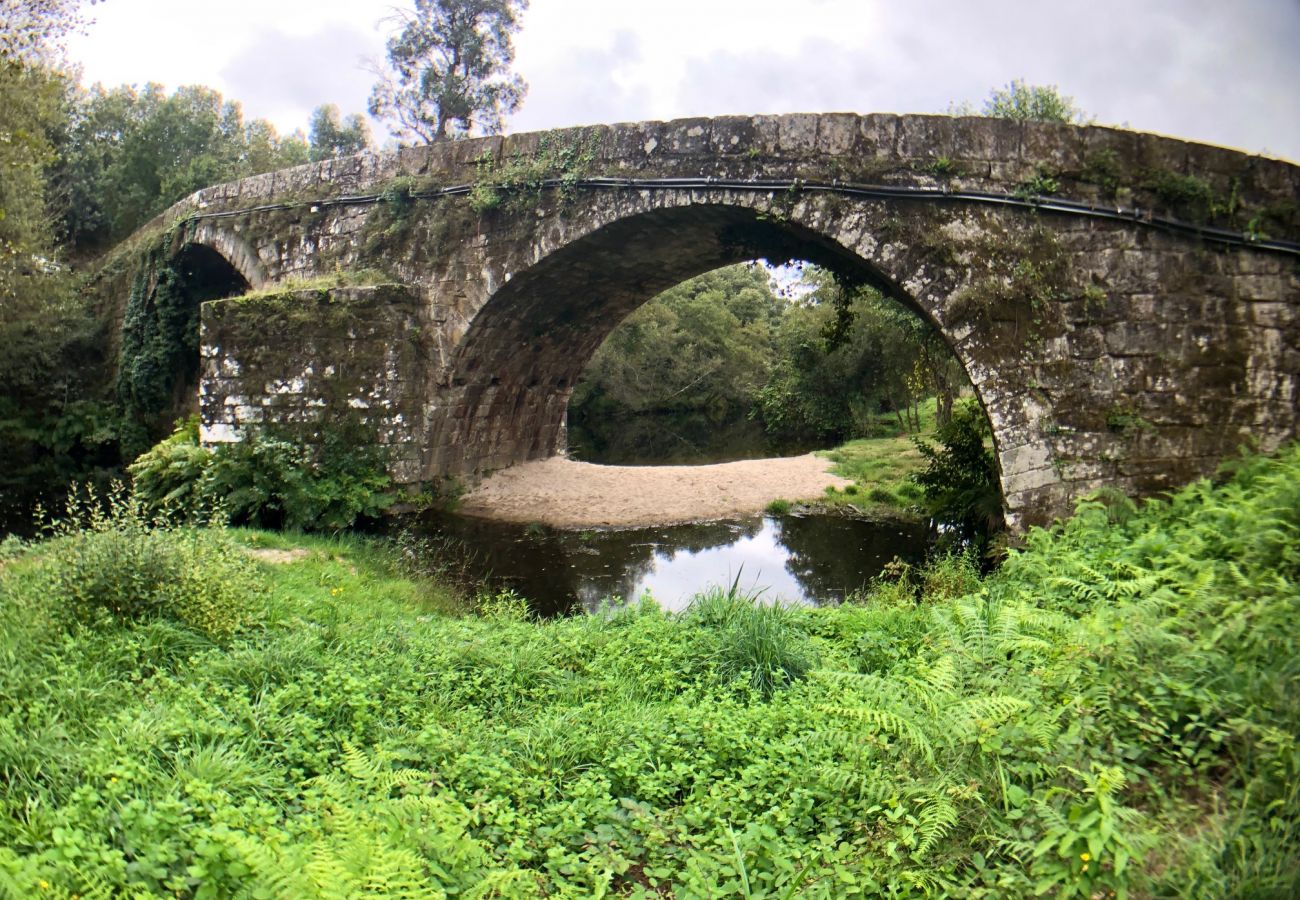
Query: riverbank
xmin=455 ymin=453 xmax=853 ymax=527
xmin=1 ymin=445 xmax=1295 ymax=895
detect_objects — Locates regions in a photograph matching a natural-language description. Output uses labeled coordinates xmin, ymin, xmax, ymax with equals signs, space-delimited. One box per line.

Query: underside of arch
xmin=430 ymin=202 xmax=980 ymax=480
xmin=181 ymin=222 xmax=269 ymax=290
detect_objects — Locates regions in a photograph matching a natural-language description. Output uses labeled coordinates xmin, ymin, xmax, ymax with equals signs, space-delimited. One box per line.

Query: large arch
xmin=430 ymin=193 xmax=995 ymax=489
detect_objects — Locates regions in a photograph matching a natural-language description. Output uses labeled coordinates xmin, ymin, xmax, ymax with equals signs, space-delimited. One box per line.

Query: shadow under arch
xmin=121 ymin=241 xmax=251 ymax=439
xmin=435 ymin=201 xmax=1002 ymax=506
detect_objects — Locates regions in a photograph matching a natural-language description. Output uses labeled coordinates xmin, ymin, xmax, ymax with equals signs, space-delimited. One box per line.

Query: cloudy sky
xmin=67 ymin=0 xmax=1300 ymax=162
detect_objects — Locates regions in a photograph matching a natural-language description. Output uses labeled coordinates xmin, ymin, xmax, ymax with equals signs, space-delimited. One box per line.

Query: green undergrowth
xmin=1 ymin=444 xmax=1298 ymax=897
xmin=815 ymin=399 xmax=938 ymax=516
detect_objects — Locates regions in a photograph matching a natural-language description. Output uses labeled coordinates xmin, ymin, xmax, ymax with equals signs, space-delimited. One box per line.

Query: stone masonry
xmin=103 ymin=113 xmax=1299 ymax=530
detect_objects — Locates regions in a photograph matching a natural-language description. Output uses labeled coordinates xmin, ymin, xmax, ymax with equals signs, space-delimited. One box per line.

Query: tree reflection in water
xmin=413 ymin=512 xmax=929 ymax=617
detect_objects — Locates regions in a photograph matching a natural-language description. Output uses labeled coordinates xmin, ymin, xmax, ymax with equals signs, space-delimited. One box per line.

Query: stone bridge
xmin=101 ymin=113 xmax=1300 ymax=529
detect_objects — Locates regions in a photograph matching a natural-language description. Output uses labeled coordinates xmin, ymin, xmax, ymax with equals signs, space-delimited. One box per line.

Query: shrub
xmin=912 ymin=399 xmax=1004 ymax=550
xmin=31 ymin=484 xmax=259 ymax=637
xmin=129 ymin=418 xmax=396 ymax=532
xmin=126 ymin=415 xmax=216 ymax=520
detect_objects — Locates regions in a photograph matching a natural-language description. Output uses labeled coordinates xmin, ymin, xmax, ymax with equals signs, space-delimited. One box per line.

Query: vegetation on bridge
xmin=1 ymin=443 xmax=1296 ymax=896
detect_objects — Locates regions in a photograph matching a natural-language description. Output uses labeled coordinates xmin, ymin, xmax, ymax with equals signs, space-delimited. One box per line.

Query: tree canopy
xmin=56 ymin=83 xmax=310 ymax=251
xmin=369 ymin=0 xmax=528 ymax=143
xmin=308 ymin=103 xmax=372 ymax=161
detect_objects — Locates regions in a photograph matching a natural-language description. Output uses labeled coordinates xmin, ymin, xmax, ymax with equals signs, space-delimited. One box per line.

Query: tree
xmin=369 ymin=0 xmax=528 ymax=143
xmin=569 ymin=264 xmax=779 ymax=427
xmin=0 ymin=0 xmax=99 ymax=63
xmin=55 ymin=82 xmax=311 ymax=250
xmin=980 ymin=79 xmax=1086 ymax=124
xmin=308 ymin=103 xmax=372 ymax=161
xmin=0 ymin=3 xmax=116 ymax=524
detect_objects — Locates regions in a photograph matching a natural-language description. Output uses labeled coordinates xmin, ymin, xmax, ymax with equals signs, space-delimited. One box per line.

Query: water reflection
xmin=413 ymin=512 xmax=928 ymax=617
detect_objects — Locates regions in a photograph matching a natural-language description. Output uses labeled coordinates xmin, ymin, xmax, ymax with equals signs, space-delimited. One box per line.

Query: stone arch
xmin=180 ymin=222 xmax=270 ymax=290
xmin=431 ymin=191 xmax=1021 ymax=513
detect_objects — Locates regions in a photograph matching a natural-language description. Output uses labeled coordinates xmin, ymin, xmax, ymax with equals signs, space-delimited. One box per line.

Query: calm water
xmin=412 ymin=512 xmax=929 ymax=617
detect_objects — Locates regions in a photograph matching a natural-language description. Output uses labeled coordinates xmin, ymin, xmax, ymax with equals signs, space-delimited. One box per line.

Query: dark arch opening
xmin=121 ymin=243 xmax=249 ymax=444
xmin=167 ymin=243 xmax=249 ymax=421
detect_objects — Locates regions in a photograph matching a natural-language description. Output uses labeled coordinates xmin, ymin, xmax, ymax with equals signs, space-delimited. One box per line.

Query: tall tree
xmin=369 ymin=0 xmax=528 ymax=143
xmin=0 ymin=0 xmax=114 ymax=524
xmin=308 ymin=103 xmax=372 ymax=160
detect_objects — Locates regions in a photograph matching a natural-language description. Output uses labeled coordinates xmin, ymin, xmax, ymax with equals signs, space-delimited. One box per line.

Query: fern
xmin=915 ymin=795 xmax=960 ymax=858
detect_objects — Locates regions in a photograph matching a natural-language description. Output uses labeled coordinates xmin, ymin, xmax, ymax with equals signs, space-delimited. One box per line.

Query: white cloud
xmin=65 ymin=0 xmax=1300 ymax=160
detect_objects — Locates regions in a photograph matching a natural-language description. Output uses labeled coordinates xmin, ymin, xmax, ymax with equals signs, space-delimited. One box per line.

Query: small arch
xmin=182 ymin=222 xmax=270 ymax=290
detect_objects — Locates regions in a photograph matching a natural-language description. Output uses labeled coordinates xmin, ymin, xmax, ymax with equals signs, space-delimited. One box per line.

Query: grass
xmin=226 ymin=267 xmax=394 ymax=302
xmin=813 ymin=398 xmax=938 ymax=516
xmin=0 ymin=444 xmax=1297 ymax=896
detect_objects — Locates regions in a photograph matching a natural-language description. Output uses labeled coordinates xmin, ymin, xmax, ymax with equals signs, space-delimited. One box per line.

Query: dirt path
xmin=456 ymin=454 xmax=852 ymax=528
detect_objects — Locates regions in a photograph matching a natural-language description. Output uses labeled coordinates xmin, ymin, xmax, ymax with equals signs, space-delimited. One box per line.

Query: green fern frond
xmin=822 ymin=704 xmax=935 ymax=764
xmin=915 ymin=795 xmax=960 ymax=858
xmin=816 ymin=764 xmax=900 ymax=803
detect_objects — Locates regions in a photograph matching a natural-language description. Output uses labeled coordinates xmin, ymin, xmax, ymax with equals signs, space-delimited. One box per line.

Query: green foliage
xmin=23 ymin=484 xmax=258 ymax=636
xmin=2 ymin=443 xmax=1297 ymax=894
xmin=468 ymin=131 xmax=602 ymax=212
xmin=55 ymin=81 xmax=310 ymax=251
xmin=128 ymin=417 xmax=396 ymax=532
xmin=570 ymin=264 xmax=971 ymax=452
xmin=126 ymin=416 xmax=215 ymax=516
xmin=0 ymin=57 xmax=118 ymax=524
xmin=571 ymin=262 xmax=782 ymax=427
xmin=115 ymin=247 xmax=246 ymax=450
xmin=756 ymin=276 xmax=967 ymax=444
xmin=979 ymin=79 xmax=1088 ymax=124
xmin=369 ymin=0 xmax=529 ymax=144
xmin=912 ymin=399 xmax=1004 ymax=548
xmin=688 ymin=584 xmax=817 ymax=697
xmin=1142 ymin=168 xmax=1222 ymax=223
xmin=307 ymin=103 xmax=372 ymax=161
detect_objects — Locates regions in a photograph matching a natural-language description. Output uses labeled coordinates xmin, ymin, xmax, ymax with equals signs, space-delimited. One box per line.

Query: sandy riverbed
xmin=455 ymin=454 xmax=852 ymax=528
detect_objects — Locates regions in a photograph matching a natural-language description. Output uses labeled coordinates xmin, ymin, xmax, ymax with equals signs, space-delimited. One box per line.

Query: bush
xmin=912 ymin=399 xmax=1004 ymax=550
xmin=126 ymin=416 xmax=215 ymax=519
xmin=128 ymin=418 xmax=396 ymax=532
xmin=31 ymin=485 xmax=259 ymax=637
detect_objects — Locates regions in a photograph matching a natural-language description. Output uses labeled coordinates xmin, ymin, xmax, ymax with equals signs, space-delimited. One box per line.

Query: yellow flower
xmin=1080 ymin=852 xmax=1091 ymax=861
xmin=38 ymin=881 xmax=49 ymax=890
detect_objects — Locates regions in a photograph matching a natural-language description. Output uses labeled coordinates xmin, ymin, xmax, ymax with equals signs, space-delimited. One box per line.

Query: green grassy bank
xmin=1 ymin=446 xmax=1297 ymax=897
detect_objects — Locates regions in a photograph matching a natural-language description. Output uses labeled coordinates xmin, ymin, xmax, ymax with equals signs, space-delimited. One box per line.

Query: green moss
xmin=1142 ymin=169 xmax=1221 ymax=222
xmin=946 ymin=225 xmax=1074 ymax=336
